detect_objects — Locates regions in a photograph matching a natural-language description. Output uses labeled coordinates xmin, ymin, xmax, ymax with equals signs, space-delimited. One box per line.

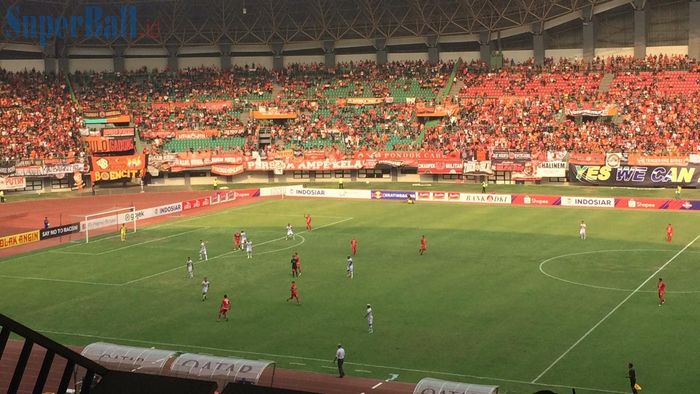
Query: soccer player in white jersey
xmin=201 ymin=277 xmax=210 ymax=301
xmin=246 ymin=240 xmax=253 ymax=259
xmin=286 ymin=223 xmax=295 ymax=240
xmin=579 ymin=220 xmax=587 ymax=240
xmin=365 ymin=304 xmax=373 ymax=333
xmin=240 ymin=231 xmax=248 ymax=250
xmin=186 ymin=257 xmax=194 ymax=279
xmin=346 ymin=256 xmax=354 ymax=279
xmin=199 ymin=240 xmax=208 ymax=261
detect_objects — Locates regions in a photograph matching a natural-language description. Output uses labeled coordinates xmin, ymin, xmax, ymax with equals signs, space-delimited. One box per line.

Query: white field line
xmin=59 ymin=199 xmax=281 ymax=249
xmin=0 ymin=274 xmax=119 ymax=286
xmin=121 ymin=217 xmax=353 ymax=286
xmin=538 ymin=249 xmax=700 ymax=294
xmin=48 ymin=250 xmax=99 ymax=256
xmin=95 ymin=228 xmax=203 ymax=255
xmin=38 ymin=329 xmax=625 ymax=394
xmin=46 ymin=228 xmax=203 ymax=257
xmin=531 ymin=234 xmax=700 ymax=384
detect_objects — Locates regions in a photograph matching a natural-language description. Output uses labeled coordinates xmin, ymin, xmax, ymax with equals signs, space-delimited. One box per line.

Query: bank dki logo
xmin=3 ymin=5 xmax=144 ymax=47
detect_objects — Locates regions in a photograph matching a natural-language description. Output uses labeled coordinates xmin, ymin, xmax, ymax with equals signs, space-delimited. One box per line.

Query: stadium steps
xmin=448 ymin=79 xmax=465 ymax=99
xmin=598 ymin=73 xmax=615 ymax=93
xmin=271 ymin=83 xmax=285 ymax=99
xmin=439 ymin=58 xmax=462 ymax=101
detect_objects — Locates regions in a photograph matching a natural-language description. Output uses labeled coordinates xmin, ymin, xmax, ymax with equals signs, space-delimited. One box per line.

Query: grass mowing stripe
xmin=120 ymin=217 xmax=353 ymax=286
xmin=94 ymin=227 xmax=203 ymax=255
xmin=37 ymin=329 xmax=626 ymax=394
xmin=531 ymin=234 xmax=700 ymax=384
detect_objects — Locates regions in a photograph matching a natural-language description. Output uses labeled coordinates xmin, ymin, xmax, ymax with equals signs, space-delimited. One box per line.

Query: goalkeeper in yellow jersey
xmin=120 ymin=224 xmax=127 ymax=242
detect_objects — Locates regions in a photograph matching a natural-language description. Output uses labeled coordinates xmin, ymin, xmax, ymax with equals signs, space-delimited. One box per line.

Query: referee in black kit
xmin=628 ymin=363 xmax=638 ymax=394
xmin=334 ymin=344 xmax=345 ymax=378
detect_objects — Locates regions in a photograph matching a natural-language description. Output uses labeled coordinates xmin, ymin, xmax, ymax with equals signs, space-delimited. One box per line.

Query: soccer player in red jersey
xmin=666 ymin=223 xmax=673 ymax=243
xmin=419 ymin=235 xmax=427 ymax=255
xmin=658 ymin=278 xmax=666 ymax=306
xmin=350 ymin=238 xmax=358 ymax=256
xmin=234 ymin=232 xmax=242 ymax=250
xmin=290 ymin=254 xmax=299 ymax=278
xmin=217 ymin=294 xmax=231 ymax=321
xmin=293 ymin=252 xmax=301 ymax=277
xmin=305 ymin=214 xmax=312 ymax=231
xmin=287 ymin=281 xmax=300 ymax=304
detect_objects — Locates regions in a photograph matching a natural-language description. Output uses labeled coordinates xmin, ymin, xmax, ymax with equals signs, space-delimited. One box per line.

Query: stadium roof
xmin=1 ymin=0 xmax=632 ymax=48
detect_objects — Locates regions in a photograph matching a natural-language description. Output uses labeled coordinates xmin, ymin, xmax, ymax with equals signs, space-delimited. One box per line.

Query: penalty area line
xmin=531 ymin=234 xmax=700 ymax=384
xmin=0 ymin=274 xmax=119 ymax=286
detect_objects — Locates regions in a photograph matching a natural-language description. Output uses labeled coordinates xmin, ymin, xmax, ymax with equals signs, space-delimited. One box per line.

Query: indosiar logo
xmin=574 ymin=165 xmax=611 ymax=181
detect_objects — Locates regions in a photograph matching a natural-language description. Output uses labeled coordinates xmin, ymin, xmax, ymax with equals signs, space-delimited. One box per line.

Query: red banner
xmin=211 ymin=164 xmax=245 ymax=176
xmin=245 ymin=159 xmax=365 ymax=171
xmin=417 ymin=159 xmax=464 ymax=174
xmin=91 ymin=154 xmax=146 ymax=182
xmin=151 ymin=101 xmax=233 ymax=111
xmin=83 ymin=109 xmax=123 ymax=118
xmin=198 ymin=101 xmax=232 ymax=111
xmin=615 ymin=198 xmax=669 ymax=210
xmin=182 ymin=197 xmax=210 ymax=211
xmin=511 ymin=194 xmax=561 ymax=206
xmin=251 ymin=110 xmax=297 ymax=120
xmin=568 ymin=152 xmax=606 ymax=165
xmin=102 ymin=127 xmax=135 ymax=137
xmin=84 ymin=137 xmax=135 ymax=153
xmin=175 ymin=129 xmax=220 ymax=139
xmin=493 ymin=162 xmax=526 ymax=172
xmin=173 ymin=153 xmax=246 ymax=169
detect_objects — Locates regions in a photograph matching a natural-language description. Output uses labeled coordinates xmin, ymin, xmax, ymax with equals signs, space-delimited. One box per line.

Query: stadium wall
xmin=179 ymin=57 xmax=220 ymax=69
xmin=647 ymin=45 xmax=688 ymax=56
xmin=387 ymin=52 xmax=428 ymax=62
xmin=502 ymin=50 xmax=534 ymax=63
xmin=285 ymin=55 xmax=325 ymax=66
xmin=0 ymin=59 xmax=44 ymax=72
xmin=545 ymin=48 xmax=584 ymax=60
xmin=440 ymin=51 xmax=478 ymax=62
xmin=595 ymin=47 xmax=634 ymax=58
xmin=232 ymin=56 xmax=273 ymax=69
xmin=335 ymin=54 xmax=376 ymax=63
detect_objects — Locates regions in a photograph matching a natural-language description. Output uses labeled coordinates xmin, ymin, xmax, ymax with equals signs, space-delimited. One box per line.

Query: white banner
xmin=463 ymin=161 xmax=493 ymax=175
xmin=285 ymin=187 xmax=371 ymax=200
xmin=535 ymin=161 xmax=567 ymax=177
xmin=81 ymin=202 xmax=183 ymax=232
xmin=260 ymin=185 xmax=302 ymax=197
xmin=0 ymin=176 xmax=25 ymax=190
xmin=415 ymin=191 xmax=511 ymax=204
xmin=561 ymin=196 xmax=615 ymax=208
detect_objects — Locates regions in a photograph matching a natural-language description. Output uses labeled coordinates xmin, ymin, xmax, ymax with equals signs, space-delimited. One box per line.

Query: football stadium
xmin=1 ymin=0 xmax=699 ymax=393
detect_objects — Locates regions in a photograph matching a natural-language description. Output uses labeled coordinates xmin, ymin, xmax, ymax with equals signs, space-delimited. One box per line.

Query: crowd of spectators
xmin=1 ymin=55 xmax=699 ymax=163
xmin=0 ymin=70 xmax=83 ymax=161
xmin=276 ymin=60 xmax=452 ymax=100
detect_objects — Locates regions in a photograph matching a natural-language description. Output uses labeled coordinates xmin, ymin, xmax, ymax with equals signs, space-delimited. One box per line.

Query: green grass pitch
xmin=1 ymin=198 xmax=699 ymax=393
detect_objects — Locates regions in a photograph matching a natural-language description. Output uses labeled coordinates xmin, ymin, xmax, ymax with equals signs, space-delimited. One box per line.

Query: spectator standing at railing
xmin=44 ymin=217 xmax=49 ymax=230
